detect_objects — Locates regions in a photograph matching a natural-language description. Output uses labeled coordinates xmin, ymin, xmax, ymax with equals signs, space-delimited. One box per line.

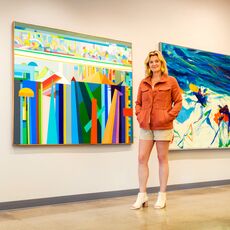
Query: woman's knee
xmin=138 ymin=153 xmax=149 ymax=165
xmin=157 ymin=154 xmax=168 ymax=163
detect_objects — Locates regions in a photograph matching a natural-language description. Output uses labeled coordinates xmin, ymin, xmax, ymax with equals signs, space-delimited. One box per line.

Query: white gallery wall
xmin=0 ymin=0 xmax=229 ymax=202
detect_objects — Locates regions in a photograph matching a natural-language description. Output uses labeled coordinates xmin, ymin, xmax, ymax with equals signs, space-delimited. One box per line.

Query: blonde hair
xmin=144 ymin=50 xmax=168 ymax=77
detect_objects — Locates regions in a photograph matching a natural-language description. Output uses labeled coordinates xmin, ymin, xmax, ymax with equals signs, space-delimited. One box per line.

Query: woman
xmin=131 ymin=50 xmax=182 ymax=209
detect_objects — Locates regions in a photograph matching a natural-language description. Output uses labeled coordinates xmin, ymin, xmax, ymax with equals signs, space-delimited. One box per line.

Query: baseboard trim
xmin=1 ymin=179 xmax=229 ymax=211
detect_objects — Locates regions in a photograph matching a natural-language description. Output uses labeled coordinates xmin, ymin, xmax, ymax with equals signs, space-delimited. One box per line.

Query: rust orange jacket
xmin=135 ymin=74 xmax=182 ymax=130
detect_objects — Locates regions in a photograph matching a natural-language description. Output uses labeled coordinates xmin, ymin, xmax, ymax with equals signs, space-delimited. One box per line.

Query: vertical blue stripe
xmin=101 ymin=84 xmax=105 ymax=138
xmin=47 ymin=84 xmax=58 ymax=144
xmin=75 ymin=82 xmax=84 ymax=143
xmin=71 ymin=81 xmax=79 ymax=144
xmin=120 ymin=86 xmax=125 ymax=143
xmin=58 ymin=84 xmax=64 ymax=144
xmin=56 ymin=84 xmax=60 ymax=138
xmin=66 ymin=85 xmax=72 ymax=144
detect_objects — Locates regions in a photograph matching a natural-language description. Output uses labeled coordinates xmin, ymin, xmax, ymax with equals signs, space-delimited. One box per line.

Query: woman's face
xmin=148 ymin=55 xmax=162 ymax=74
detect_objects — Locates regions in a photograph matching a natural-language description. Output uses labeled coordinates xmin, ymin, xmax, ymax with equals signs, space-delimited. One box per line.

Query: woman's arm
xmin=135 ymin=83 xmax=142 ymax=116
xmin=168 ymin=77 xmax=182 ymax=119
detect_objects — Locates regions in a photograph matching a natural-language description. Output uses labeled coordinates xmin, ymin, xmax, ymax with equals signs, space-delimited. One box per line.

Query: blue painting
xmin=160 ymin=42 xmax=230 ymax=149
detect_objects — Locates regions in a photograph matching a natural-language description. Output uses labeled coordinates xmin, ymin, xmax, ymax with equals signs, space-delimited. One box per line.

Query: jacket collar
xmin=143 ymin=73 xmax=168 ymax=85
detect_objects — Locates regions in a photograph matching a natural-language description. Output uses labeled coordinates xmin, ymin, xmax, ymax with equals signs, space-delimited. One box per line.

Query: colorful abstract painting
xmin=160 ymin=42 xmax=230 ymax=149
xmin=13 ymin=22 xmax=133 ymax=145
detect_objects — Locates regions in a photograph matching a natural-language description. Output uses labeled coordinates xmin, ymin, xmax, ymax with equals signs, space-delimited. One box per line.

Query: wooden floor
xmin=0 ymin=185 xmax=230 ymax=230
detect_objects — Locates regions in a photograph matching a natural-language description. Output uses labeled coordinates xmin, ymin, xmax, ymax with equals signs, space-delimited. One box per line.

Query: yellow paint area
xmin=18 ymin=88 xmax=34 ymax=97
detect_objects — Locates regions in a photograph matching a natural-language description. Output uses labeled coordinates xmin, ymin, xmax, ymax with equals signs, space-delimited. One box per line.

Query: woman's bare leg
xmin=156 ymin=141 xmax=170 ymax=192
xmin=138 ymin=139 xmax=154 ymax=192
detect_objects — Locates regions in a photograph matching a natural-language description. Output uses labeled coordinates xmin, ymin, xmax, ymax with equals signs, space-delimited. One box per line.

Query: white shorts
xmin=139 ymin=128 xmax=173 ymax=141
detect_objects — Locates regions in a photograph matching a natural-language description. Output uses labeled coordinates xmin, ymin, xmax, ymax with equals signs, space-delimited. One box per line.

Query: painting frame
xmin=13 ymin=22 xmax=133 ymax=146
xmin=160 ymin=42 xmax=230 ymax=150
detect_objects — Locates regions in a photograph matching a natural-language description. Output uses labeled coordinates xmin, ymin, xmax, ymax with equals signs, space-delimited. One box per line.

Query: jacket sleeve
xmin=168 ymin=77 xmax=182 ymax=119
xmin=135 ymin=83 xmax=142 ymax=116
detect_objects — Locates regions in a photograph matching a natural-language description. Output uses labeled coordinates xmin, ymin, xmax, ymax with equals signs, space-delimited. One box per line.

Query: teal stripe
xmin=71 ymin=81 xmax=79 ymax=144
xmin=47 ymin=84 xmax=58 ymax=144
xmin=84 ymin=106 xmax=105 ymax=132
xmin=101 ymin=85 xmax=105 ymax=138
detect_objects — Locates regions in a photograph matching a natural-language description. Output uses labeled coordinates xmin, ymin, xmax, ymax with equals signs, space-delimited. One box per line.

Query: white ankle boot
xmin=154 ymin=192 xmax=166 ymax=209
xmin=130 ymin=192 xmax=148 ymax=210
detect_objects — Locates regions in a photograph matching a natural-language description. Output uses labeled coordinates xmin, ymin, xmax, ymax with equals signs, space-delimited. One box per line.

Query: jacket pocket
xmin=155 ymin=86 xmax=171 ymax=109
xmin=141 ymin=88 xmax=151 ymax=109
xmin=136 ymin=110 xmax=142 ymax=123
xmin=137 ymin=109 xmax=149 ymax=127
xmin=152 ymin=109 xmax=173 ymax=128
xmin=164 ymin=111 xmax=174 ymax=123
